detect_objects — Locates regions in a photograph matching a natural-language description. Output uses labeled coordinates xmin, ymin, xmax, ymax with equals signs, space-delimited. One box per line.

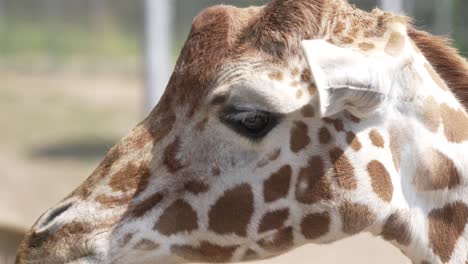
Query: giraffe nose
xmin=16 ymin=201 xmax=100 ymax=264
xmin=24 ymin=201 xmax=75 ymax=249
xmin=35 ymin=202 xmax=74 ymax=232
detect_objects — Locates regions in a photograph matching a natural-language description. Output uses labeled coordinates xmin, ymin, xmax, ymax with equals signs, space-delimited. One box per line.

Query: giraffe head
xmin=17 ymin=0 xmax=468 ymax=263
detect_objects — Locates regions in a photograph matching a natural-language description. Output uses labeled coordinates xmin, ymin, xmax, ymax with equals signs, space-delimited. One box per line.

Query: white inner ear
xmin=301 ymin=39 xmax=393 ymax=118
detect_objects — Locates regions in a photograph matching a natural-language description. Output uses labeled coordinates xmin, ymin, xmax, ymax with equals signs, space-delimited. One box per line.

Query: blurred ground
xmin=0 ymin=70 xmax=410 ymax=263
xmin=0 ymin=69 xmax=141 ymax=263
xmin=0 ymin=69 xmax=141 ymax=228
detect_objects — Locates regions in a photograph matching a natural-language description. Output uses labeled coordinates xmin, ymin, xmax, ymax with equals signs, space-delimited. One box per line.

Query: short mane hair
xmin=409 ymin=27 xmax=468 ymax=110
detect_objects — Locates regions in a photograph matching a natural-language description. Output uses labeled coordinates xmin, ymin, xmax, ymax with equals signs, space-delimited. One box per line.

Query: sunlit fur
xmin=17 ymin=1 xmax=468 ymax=264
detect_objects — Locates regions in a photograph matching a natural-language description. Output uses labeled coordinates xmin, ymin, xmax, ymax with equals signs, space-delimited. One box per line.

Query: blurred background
xmin=0 ymin=0 xmax=467 ymax=263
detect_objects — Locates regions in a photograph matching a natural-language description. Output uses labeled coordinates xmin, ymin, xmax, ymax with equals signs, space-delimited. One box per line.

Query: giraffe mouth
xmin=15 ymin=253 xmax=99 ymax=264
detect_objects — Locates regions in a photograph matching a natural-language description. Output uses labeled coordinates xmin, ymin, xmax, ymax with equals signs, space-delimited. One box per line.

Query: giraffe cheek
xmin=208 ymin=184 xmax=254 ymax=237
xmin=154 ymin=200 xmax=199 ymax=236
xmin=171 ymin=242 xmax=239 ymax=263
xmin=295 ymin=156 xmax=333 ymax=204
xmin=300 ymin=212 xmax=331 ymax=240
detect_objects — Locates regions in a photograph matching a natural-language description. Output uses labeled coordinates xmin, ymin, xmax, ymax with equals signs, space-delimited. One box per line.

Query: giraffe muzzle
xmin=15 ymin=201 xmax=105 ymax=264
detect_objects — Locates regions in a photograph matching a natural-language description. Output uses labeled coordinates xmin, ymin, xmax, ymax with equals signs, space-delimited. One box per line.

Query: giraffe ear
xmin=301 ymin=39 xmax=392 ymax=118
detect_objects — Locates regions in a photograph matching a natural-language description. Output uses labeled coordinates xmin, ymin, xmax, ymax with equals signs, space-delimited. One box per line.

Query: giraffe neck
xmin=376 ymin=41 xmax=468 ymax=263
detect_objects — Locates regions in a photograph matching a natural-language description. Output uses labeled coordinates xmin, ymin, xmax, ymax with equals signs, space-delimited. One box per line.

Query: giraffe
xmin=16 ymin=0 xmax=468 ymax=263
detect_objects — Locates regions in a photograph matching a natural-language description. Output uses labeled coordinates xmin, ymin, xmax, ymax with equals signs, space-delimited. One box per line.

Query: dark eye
xmin=220 ymin=107 xmax=279 ymax=139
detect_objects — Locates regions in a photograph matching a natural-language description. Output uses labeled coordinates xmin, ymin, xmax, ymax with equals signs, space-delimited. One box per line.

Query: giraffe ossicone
xmin=16 ymin=0 xmax=468 ymax=263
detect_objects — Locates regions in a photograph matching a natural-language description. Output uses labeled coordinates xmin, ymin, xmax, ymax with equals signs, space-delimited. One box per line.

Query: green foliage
xmin=0 ymin=0 xmax=466 ymax=66
xmin=452 ymin=0 xmax=468 ymax=55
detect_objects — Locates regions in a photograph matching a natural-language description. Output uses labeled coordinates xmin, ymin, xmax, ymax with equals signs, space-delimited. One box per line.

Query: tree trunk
xmin=144 ymin=0 xmax=173 ymax=114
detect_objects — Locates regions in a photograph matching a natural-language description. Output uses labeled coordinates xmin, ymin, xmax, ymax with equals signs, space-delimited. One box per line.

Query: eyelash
xmin=220 ymin=107 xmax=279 ymax=139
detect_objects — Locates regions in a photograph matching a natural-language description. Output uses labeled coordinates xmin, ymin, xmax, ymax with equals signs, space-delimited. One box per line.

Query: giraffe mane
xmin=408 ymin=27 xmax=468 ymax=110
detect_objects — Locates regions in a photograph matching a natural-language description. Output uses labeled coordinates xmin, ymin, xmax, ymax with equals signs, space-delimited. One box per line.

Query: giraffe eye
xmin=220 ymin=107 xmax=279 ymax=139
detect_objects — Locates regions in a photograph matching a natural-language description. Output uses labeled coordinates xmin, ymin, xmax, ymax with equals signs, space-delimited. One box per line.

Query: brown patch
xmin=369 ymin=129 xmax=385 ymax=148
xmin=301 ymin=69 xmax=312 ymax=83
xmin=290 ymin=121 xmax=311 ymax=153
xmin=323 ymin=118 xmax=344 ymax=132
xmin=358 ymin=42 xmax=375 ymax=51
xmin=263 ymin=165 xmax=292 ymax=203
xmin=109 ymin=163 xmax=147 ymax=193
xmin=425 ymin=62 xmax=448 ymax=91
xmin=212 ymin=166 xmax=221 ymax=176
xmin=300 ymin=105 xmax=315 ymax=118
xmin=154 ymin=200 xmax=198 ymax=236
xmin=195 ymin=117 xmax=209 ymax=131
xmin=95 ymin=147 xmax=122 ymax=180
xmin=329 ymin=148 xmax=357 ymax=190
xmin=121 ymin=233 xmax=134 ymax=247
xmin=440 ymin=103 xmax=468 ymax=143
xmin=130 ymin=126 xmax=155 ymax=149
xmin=428 ymin=202 xmax=468 ymax=263
xmin=133 ymin=165 xmax=153 ymax=197
xmin=333 ymin=22 xmax=346 ymax=34
xmin=291 ymin=81 xmax=300 ymax=87
xmin=163 ymin=137 xmax=186 ymax=173
xmin=414 ymin=148 xmax=460 ymax=191
xmin=339 ymin=201 xmax=376 ymax=234
xmin=367 ymin=160 xmax=393 ymax=202
xmin=258 ymin=209 xmax=290 ymax=233
xmin=95 ymin=195 xmax=131 ymax=208
xmin=389 ymin=127 xmax=400 ymax=171
xmin=348 ymin=114 xmax=361 ymax=123
xmin=346 ymin=132 xmax=362 ymax=152
xmin=129 ymin=192 xmax=164 ymax=218
xmin=364 ymin=19 xmax=387 ymax=38
xmin=381 ymin=212 xmax=411 ymax=246
xmin=349 ymin=26 xmax=359 ymax=39
xmin=146 ymin=106 xmax=176 ymax=145
xmin=341 ymin=36 xmax=354 ymax=45
xmin=172 ymin=241 xmax=238 ymax=263
xmin=184 ymin=180 xmax=210 ymax=195
xmin=134 ymin=239 xmax=160 ymax=251
xmin=319 ymin=127 xmax=332 ymax=145
xmin=36 ymin=222 xmax=94 ymax=252
xmin=269 ymin=71 xmax=284 ymax=81
xmin=385 ymin=32 xmax=405 ymax=56
xmin=323 ymin=37 xmax=336 ymax=46
xmin=209 ymin=184 xmax=254 ymax=236
xmin=301 ymin=212 xmax=330 ymax=239
xmin=62 ymin=221 xmax=93 ymax=235
xmin=296 ymin=89 xmax=303 ymax=99
xmin=292 ymin=67 xmax=300 ymax=76
xmin=295 ymin=156 xmax=333 ymax=204
xmin=307 ymin=84 xmax=317 ymax=95
xmin=257 ymin=149 xmax=281 ymax=168
xmin=258 ymin=227 xmax=294 ymax=251
xmin=408 ymin=28 xmax=468 ymax=110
